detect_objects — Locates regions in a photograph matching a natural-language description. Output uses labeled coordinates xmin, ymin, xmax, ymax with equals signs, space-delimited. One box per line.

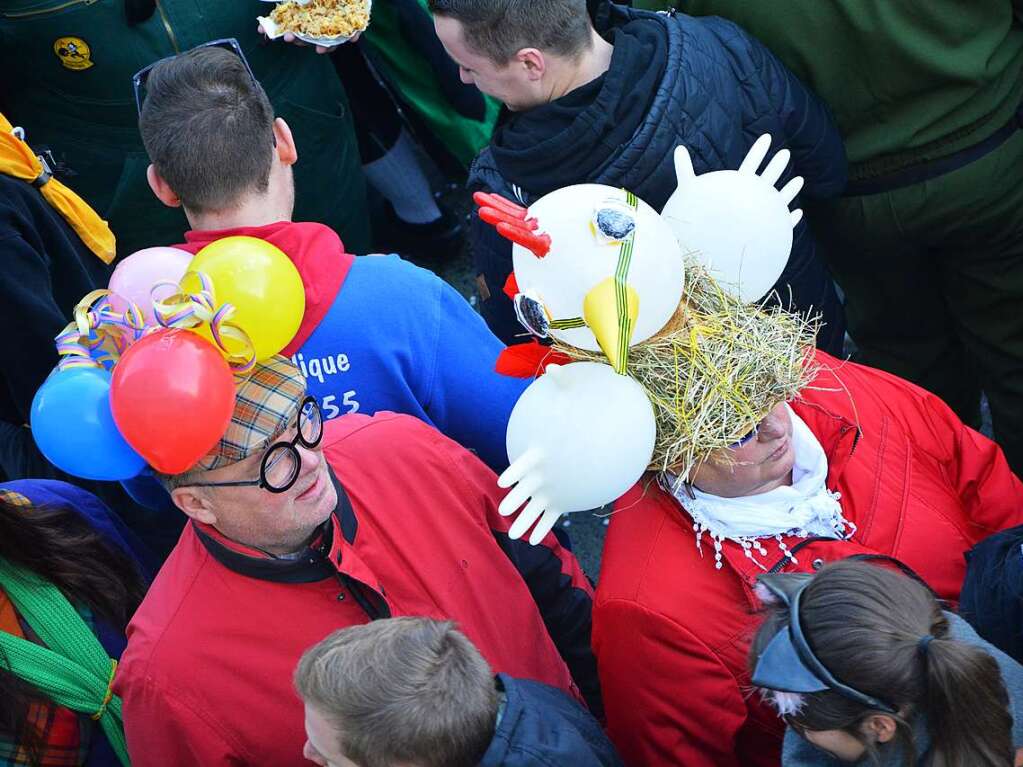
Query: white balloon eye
xmin=592 ymin=200 xmax=636 ymax=243
xmin=513 ymin=292 xmax=552 ymax=338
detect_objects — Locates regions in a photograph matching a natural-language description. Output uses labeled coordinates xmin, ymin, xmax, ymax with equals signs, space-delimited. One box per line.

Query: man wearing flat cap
xmin=113 ymin=357 xmax=598 ymax=767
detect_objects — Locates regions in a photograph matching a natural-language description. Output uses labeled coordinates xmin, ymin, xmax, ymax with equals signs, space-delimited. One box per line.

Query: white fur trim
xmin=761 ymin=688 xmax=806 ymax=717
xmin=754 ymin=582 xmax=781 ymax=604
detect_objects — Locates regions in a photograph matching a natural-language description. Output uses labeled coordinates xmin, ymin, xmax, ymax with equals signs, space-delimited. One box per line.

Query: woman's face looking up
xmin=690 ymin=404 xmax=796 ymax=497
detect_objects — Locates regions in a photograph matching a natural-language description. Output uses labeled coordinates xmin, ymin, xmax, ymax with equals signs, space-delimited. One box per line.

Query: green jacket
xmin=679 ymin=0 xmax=1023 ymax=180
xmin=364 ymin=0 xmax=499 ymax=168
xmin=0 ymin=0 xmax=370 ymax=256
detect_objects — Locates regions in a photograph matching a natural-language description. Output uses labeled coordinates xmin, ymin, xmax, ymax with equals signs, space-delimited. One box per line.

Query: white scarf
xmin=664 ymin=405 xmax=855 ymax=570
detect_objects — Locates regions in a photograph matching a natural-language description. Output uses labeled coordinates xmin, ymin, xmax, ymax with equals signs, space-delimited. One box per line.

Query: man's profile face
xmin=186 ymin=421 xmax=337 ymax=554
xmin=433 ymin=15 xmax=541 ymax=111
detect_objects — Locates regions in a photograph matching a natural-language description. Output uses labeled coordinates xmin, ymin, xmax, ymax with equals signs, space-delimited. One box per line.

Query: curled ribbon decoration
xmin=54 ymin=290 xmax=149 ymax=371
xmin=151 ymin=271 xmax=256 ymax=376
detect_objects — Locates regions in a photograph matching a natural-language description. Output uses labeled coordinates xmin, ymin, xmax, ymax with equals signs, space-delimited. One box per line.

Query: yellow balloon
xmin=583 ymin=276 xmax=639 ymax=375
xmin=184 ymin=236 xmax=305 ymax=361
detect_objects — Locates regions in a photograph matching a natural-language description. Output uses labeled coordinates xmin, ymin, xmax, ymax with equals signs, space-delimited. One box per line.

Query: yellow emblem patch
xmin=53 ymin=37 xmax=93 ymax=71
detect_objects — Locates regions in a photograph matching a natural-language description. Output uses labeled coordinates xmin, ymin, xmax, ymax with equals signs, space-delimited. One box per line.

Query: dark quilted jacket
xmin=480 ymin=674 xmax=623 ymax=767
xmin=467 ymin=6 xmax=848 ymax=352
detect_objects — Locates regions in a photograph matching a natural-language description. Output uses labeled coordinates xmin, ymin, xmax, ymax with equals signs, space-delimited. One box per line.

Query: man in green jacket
xmin=0 ymin=0 xmax=370 ymax=257
xmin=680 ymin=0 xmax=1023 ymax=474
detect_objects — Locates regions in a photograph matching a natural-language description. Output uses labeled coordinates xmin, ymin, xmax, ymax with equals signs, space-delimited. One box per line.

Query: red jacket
xmin=593 ymin=353 xmax=1023 ymax=767
xmin=114 ymin=413 xmax=597 ymax=766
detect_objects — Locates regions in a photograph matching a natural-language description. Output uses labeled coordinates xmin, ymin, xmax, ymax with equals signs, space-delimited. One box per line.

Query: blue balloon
xmin=30 ymin=366 xmax=146 ymax=481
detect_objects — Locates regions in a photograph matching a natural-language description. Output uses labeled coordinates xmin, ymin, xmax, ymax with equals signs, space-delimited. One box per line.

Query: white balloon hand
xmin=674 ymin=134 xmax=804 ymax=227
xmin=497 ymin=447 xmax=565 ymax=546
xmin=665 ymin=135 xmax=806 ymax=302
xmin=499 ymin=362 xmax=656 ymax=546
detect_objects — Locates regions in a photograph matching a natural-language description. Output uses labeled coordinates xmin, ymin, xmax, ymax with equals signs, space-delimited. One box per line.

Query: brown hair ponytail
xmin=922 ymin=630 xmax=1014 ymax=766
xmin=749 ymin=560 xmax=1015 ymax=767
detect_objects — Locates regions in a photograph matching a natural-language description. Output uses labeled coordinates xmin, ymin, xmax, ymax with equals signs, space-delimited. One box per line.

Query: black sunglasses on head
xmin=131 ymin=37 xmax=258 ymax=115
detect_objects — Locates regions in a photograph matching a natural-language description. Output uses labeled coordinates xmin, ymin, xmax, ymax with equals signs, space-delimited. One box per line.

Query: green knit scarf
xmin=0 ymin=556 xmax=129 ymax=766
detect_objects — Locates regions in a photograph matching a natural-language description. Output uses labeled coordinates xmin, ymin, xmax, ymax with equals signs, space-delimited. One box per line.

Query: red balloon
xmin=111 ymin=329 xmax=235 ymax=474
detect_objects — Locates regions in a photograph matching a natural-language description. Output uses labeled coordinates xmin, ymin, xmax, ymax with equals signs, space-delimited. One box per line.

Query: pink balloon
xmin=108 ymin=247 xmax=193 ymax=324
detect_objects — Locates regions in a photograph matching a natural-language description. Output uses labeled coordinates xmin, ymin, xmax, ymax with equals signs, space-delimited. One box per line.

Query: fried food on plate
xmin=270 ymin=0 xmax=370 ymax=39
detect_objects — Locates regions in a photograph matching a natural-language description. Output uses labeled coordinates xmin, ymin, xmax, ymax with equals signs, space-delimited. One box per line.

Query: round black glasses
xmin=188 ymin=397 xmax=324 ymax=494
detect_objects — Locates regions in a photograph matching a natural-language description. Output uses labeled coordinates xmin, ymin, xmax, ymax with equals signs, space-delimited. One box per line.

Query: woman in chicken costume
xmin=480 ymin=138 xmax=1023 ymax=767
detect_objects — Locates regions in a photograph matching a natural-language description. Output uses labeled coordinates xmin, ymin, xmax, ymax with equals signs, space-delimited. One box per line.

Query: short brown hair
xmin=294 ymin=618 xmax=499 ymax=767
xmin=139 ymin=46 xmax=275 ymax=213
xmin=428 ymin=0 xmax=593 ymax=64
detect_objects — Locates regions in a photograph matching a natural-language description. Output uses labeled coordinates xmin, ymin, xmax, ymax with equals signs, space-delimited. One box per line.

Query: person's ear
xmin=273 ymin=117 xmax=298 ymax=166
xmin=516 ymin=48 xmax=546 ymax=80
xmin=862 ymin=714 xmax=898 ymax=744
xmin=146 ymin=164 xmax=182 ymax=208
xmin=170 ymin=487 xmax=218 ymax=526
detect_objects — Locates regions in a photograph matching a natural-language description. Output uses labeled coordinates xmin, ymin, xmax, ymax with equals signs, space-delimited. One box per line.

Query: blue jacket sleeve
xmin=424 ymin=278 xmax=530 ymax=473
xmin=727 ymin=21 xmax=848 ymax=199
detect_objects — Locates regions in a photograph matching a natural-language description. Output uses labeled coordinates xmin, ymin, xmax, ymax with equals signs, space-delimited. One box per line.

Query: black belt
xmin=844 ymin=104 xmax=1023 ymax=197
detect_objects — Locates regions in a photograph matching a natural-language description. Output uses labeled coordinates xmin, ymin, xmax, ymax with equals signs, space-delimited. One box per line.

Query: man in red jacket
xmin=593 ymin=350 xmax=1023 ymax=767
xmin=113 ymin=356 xmax=598 ymax=766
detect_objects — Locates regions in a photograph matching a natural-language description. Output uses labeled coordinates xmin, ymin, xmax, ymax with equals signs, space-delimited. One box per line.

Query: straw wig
xmin=554 ymin=260 xmax=818 ymax=480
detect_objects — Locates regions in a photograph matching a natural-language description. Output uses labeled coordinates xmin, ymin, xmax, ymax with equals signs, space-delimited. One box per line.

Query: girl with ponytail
xmin=748 ymin=559 xmax=1023 ymax=766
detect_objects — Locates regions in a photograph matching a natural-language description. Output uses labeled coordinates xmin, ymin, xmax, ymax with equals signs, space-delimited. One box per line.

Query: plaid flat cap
xmin=194 ymin=355 xmax=307 ymax=471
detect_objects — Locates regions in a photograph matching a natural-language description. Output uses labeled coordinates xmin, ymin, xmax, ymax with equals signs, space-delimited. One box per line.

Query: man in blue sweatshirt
xmin=137 ymin=44 xmax=527 ymax=473
xmin=295 ymin=617 xmax=621 ymax=767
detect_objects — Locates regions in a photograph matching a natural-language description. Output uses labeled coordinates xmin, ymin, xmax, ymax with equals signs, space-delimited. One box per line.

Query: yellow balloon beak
xmin=583 ymin=276 xmax=639 ymax=374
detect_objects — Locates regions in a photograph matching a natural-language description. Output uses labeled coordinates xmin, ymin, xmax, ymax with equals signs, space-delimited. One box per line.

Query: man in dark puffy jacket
xmin=295 ymin=618 xmax=621 ymax=767
xmin=428 ymin=0 xmax=848 ymax=354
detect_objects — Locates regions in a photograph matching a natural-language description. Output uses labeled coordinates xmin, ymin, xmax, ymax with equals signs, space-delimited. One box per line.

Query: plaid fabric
xmin=0 ymin=702 xmax=84 ymax=766
xmin=195 ymin=355 xmax=307 ymax=471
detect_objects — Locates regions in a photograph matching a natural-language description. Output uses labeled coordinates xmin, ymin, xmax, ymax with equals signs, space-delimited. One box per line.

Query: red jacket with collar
xmin=592 ymin=352 xmax=1023 ymax=767
xmin=114 ymin=413 xmax=597 ymax=767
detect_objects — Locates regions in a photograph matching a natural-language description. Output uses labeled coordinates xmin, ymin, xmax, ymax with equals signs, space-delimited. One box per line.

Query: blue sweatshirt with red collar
xmin=176 ymin=222 xmax=529 ymax=472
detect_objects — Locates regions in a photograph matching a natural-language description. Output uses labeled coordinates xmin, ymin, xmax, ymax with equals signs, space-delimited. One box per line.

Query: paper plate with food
xmin=258 ymin=0 xmax=372 ymax=47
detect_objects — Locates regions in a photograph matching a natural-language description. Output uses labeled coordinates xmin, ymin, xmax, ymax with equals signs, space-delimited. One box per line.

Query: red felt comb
xmin=473 ymin=191 xmax=528 ymax=219
xmin=478 ymin=205 xmax=538 ymax=230
xmin=495 ymin=339 xmax=573 ymax=378
xmin=473 ymin=191 xmax=551 ymax=259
